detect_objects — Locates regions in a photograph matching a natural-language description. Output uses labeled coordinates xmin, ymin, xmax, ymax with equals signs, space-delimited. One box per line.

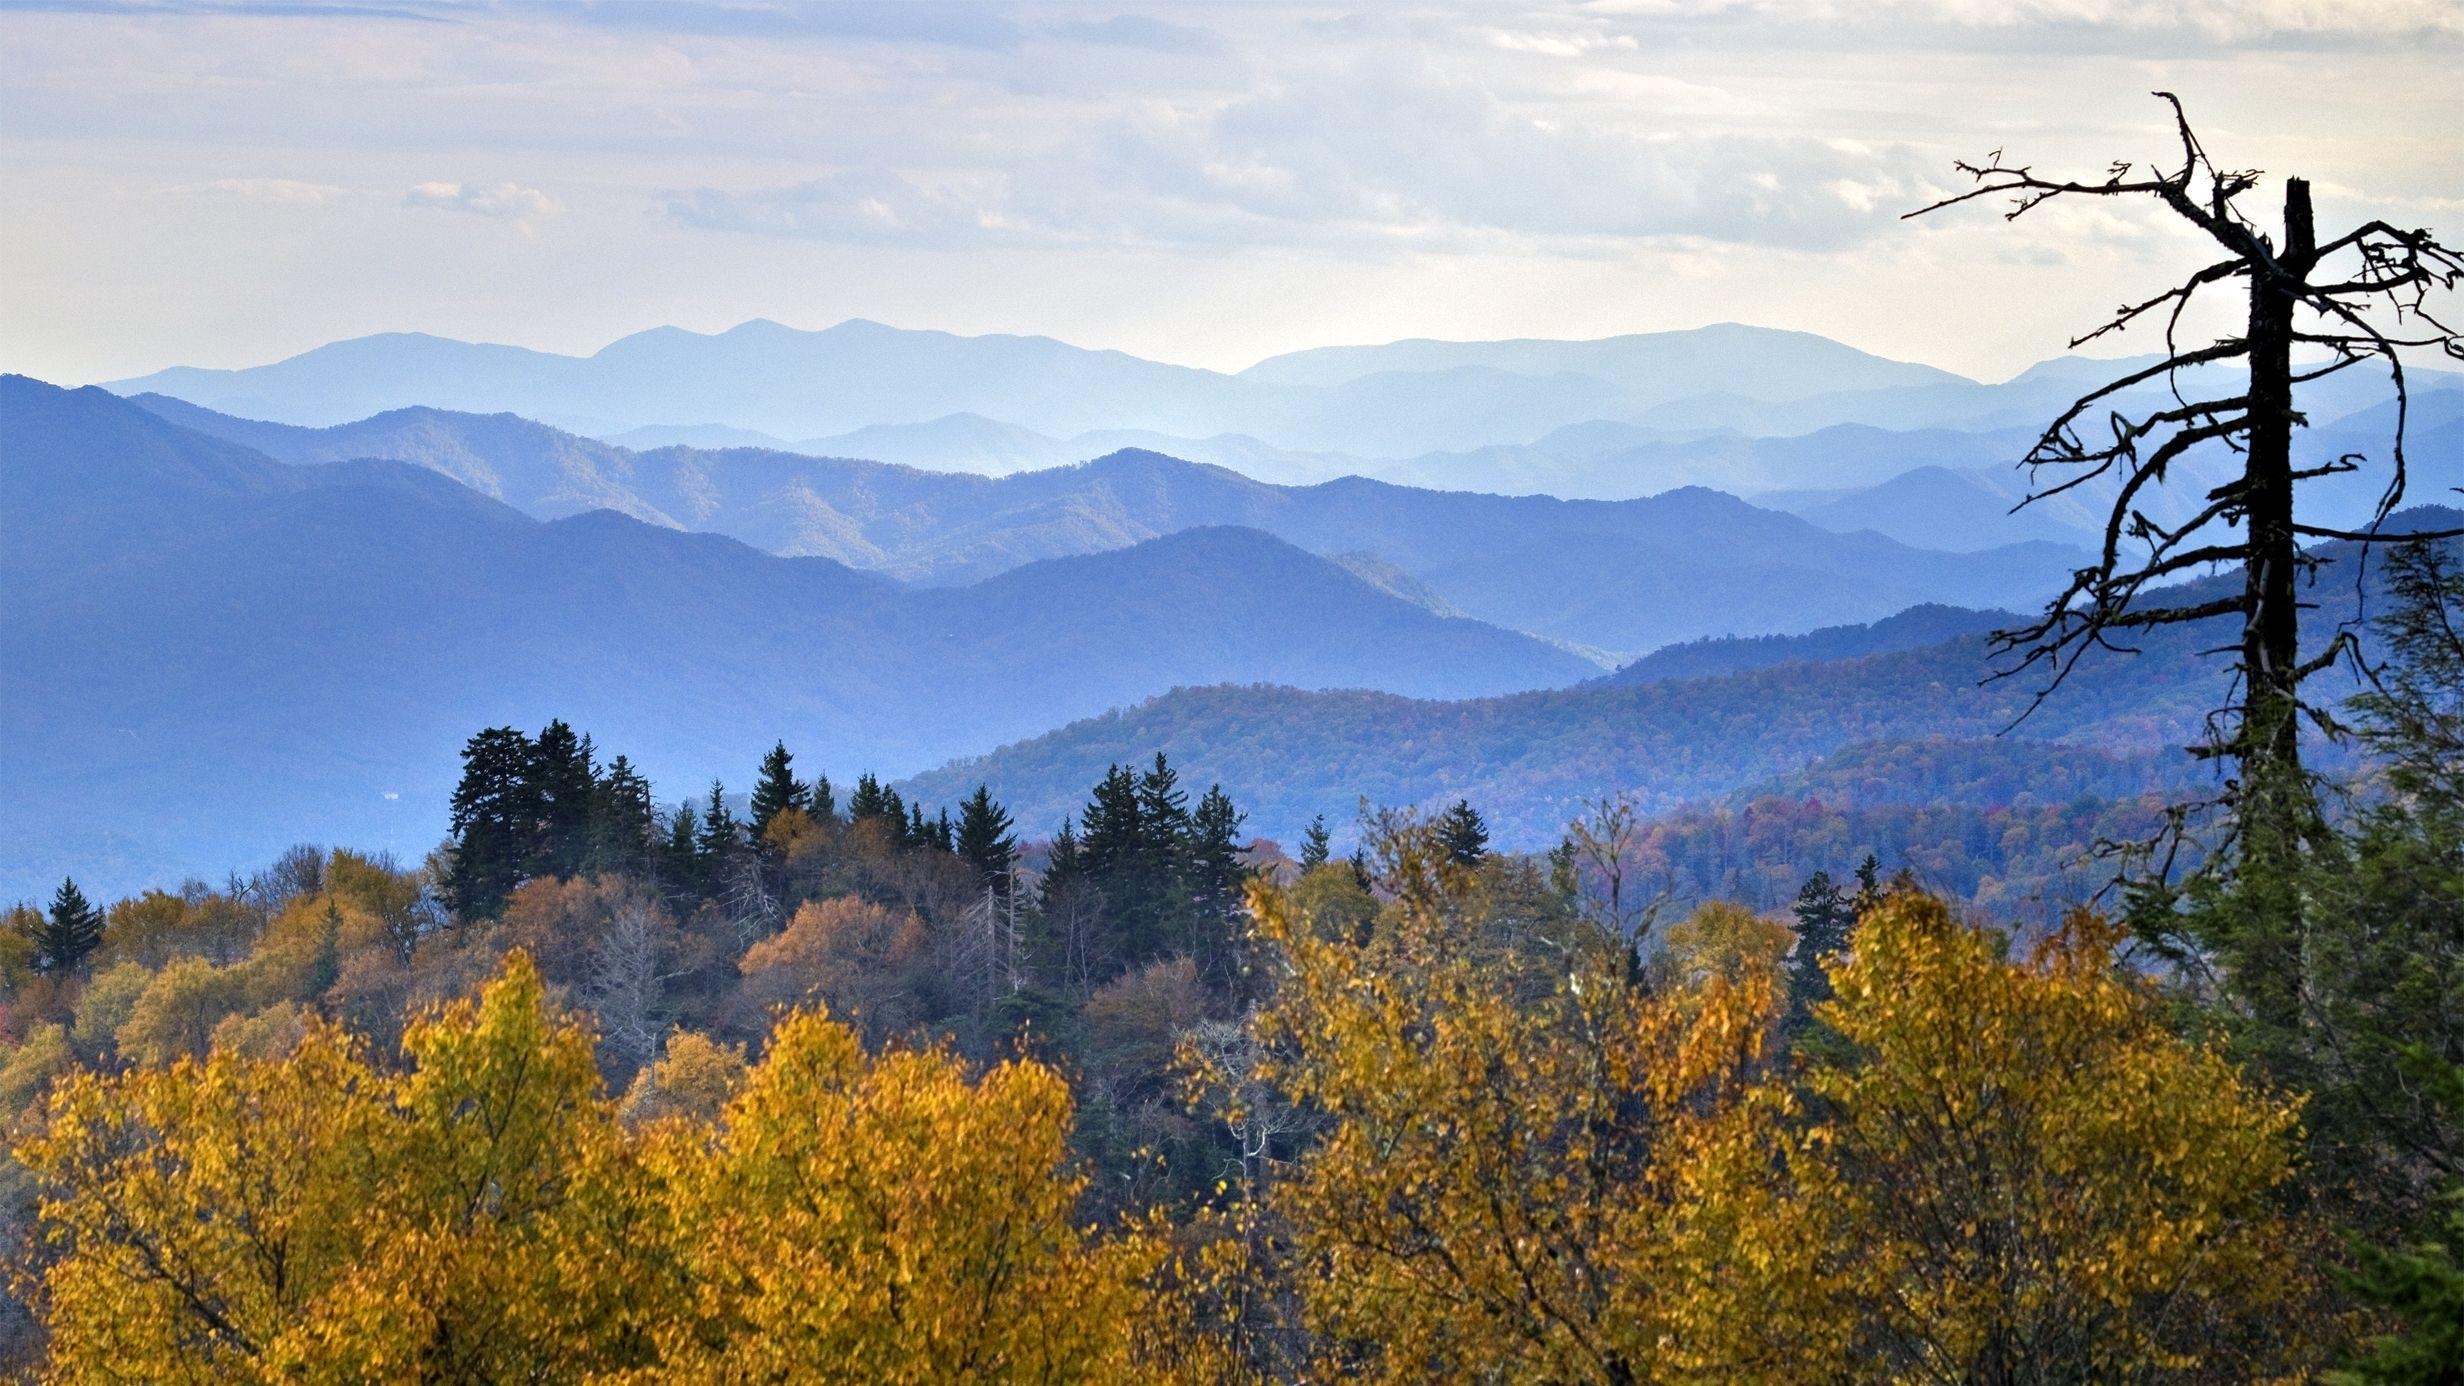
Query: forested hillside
xmin=0 ymin=378 xmax=1591 ymax=898
xmin=2 ymin=531 xmax=2454 ymax=1376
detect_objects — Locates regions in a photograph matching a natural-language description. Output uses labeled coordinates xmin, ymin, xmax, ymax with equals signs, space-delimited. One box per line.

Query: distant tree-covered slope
xmin=128 ymin=394 xmax=2082 ymax=658
xmin=897 ymin=640 xmax=2210 ymax=852
xmin=1601 ymin=604 xmax=2017 ymax=685
xmin=900 ymin=517 xmax=2450 ymax=850
xmin=0 ymin=377 xmax=1590 ymax=898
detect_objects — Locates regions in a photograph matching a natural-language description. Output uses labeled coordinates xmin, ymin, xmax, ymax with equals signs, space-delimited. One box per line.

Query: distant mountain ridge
xmin=0 ymin=376 xmax=1592 ymax=898
xmin=898 ymin=515 xmax=2455 ymax=851
xmin=129 ymin=394 xmax=2084 ymax=659
xmin=104 ymin=318 xmax=1990 ymax=455
xmin=1601 ymin=604 xmax=2018 ymax=685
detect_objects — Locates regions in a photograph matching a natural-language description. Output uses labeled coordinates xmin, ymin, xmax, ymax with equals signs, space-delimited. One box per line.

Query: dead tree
xmin=1910 ymin=94 xmax=2463 ymax=853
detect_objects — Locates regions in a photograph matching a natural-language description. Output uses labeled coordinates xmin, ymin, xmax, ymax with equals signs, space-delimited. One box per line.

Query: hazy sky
xmin=4 ymin=0 xmax=2460 ymax=385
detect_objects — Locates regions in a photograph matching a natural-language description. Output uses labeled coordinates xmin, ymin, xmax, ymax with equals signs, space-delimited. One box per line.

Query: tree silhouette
xmin=1912 ymin=93 xmax=2463 ymax=851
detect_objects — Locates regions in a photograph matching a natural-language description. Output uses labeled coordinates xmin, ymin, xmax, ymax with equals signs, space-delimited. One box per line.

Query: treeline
xmin=0 ymin=544 xmax=2457 ymax=1380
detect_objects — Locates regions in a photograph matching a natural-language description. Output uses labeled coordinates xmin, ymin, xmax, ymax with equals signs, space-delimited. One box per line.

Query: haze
xmin=6 ymin=0 xmax=2461 ymax=385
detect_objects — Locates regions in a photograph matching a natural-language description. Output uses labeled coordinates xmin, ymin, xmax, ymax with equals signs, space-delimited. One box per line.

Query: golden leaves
xmin=18 ymin=952 xmax=1153 ymax=1383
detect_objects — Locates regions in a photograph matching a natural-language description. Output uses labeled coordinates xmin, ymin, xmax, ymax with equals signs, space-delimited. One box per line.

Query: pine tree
xmin=934 ymin=808 xmax=954 ymax=856
xmin=35 ymin=878 xmax=105 ymax=975
xmin=847 ymin=773 xmax=884 ymax=824
xmin=529 ymin=720 xmax=597 ymax=879
xmin=662 ymin=803 xmax=703 ymax=895
xmin=1437 ymin=799 xmax=1490 ymax=867
xmin=445 ymin=726 xmax=539 ymax=920
xmin=589 ymin=755 xmax=656 ymax=876
xmin=698 ymin=781 xmax=741 ymax=863
xmin=1078 ymin=763 xmax=1161 ymax=964
xmin=905 ymin=802 xmax=930 ymax=852
xmin=809 ymin=773 xmax=837 ymax=824
xmin=307 ymin=898 xmax=344 ymax=999
xmin=1040 ymin=817 xmax=1082 ymax=910
xmin=1299 ymin=814 xmax=1332 ymax=871
xmin=955 ymin=786 xmax=1017 ymax=896
xmin=1787 ymin=870 xmax=1852 ymax=1023
xmin=1850 ymin=852 xmax=1884 ymax=916
xmin=748 ymin=741 xmax=807 ymax=845
xmin=1185 ymin=784 xmax=1249 ymax=971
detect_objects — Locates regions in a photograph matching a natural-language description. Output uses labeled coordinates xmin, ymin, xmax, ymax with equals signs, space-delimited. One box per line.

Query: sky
xmin=3 ymin=0 xmax=2461 ymax=386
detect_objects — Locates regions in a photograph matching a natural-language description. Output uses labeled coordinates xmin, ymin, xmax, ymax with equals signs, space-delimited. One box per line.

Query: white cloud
xmin=172 ymin=177 xmax=344 ymax=204
xmin=404 ymin=180 xmax=563 ymax=222
xmin=666 ymin=60 xmax=1937 ymax=255
xmin=1487 ymin=28 xmax=1643 ymax=57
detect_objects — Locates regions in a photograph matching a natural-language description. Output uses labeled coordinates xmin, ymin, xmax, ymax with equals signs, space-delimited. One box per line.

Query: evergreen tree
xmin=1300 ymin=814 xmax=1332 ymax=871
xmin=847 ymin=773 xmax=886 ymax=824
xmin=1787 ymin=870 xmax=1853 ymax=1022
xmin=955 ymin=786 xmax=1017 ymax=896
xmin=662 ymin=803 xmax=703 ymax=895
xmin=1437 ymin=799 xmax=1490 ymax=867
xmin=748 ymin=741 xmax=807 ymax=845
xmin=934 ymin=808 xmax=954 ymax=856
xmin=809 ymin=773 xmax=837 ymax=824
xmin=2334 ymin=1053 xmax=2464 ymax=1384
xmin=1185 ymin=784 xmax=1249 ymax=969
xmin=529 ymin=720 xmax=597 ymax=879
xmin=589 ymin=755 xmax=656 ymax=876
xmin=35 ymin=878 xmax=105 ymax=975
xmin=1040 ymin=817 xmax=1082 ymax=910
xmin=1349 ymin=846 xmax=1373 ymax=891
xmin=905 ymin=802 xmax=930 ymax=853
xmin=1850 ymin=852 xmax=1885 ymax=916
xmin=307 ymin=898 xmax=344 ymax=999
xmin=698 ymin=780 xmax=741 ymax=864
xmin=444 ymin=726 xmax=539 ymax=920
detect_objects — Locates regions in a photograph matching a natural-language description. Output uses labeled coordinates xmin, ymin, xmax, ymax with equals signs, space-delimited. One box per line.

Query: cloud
xmin=1581 ymin=0 xmax=2464 ymax=41
xmin=1486 ymin=28 xmax=1642 ymax=57
xmin=404 ymin=180 xmax=563 ymax=222
xmin=664 ymin=169 xmax=998 ymax=245
xmin=1044 ymin=14 xmax=1219 ymax=53
xmin=172 ymin=176 xmax=345 ymax=203
xmin=662 ymin=58 xmax=1935 ymax=255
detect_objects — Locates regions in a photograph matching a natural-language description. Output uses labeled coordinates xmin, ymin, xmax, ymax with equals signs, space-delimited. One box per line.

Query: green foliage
xmin=1297 ymin=815 xmax=1331 ymax=871
xmin=32 ymin=880 xmax=104 ymax=976
xmin=748 ymin=740 xmax=807 ymax=845
xmin=2332 ymin=1051 xmax=2464 ymax=1385
xmin=443 ymin=725 xmax=540 ymax=919
xmin=954 ymin=784 xmax=1018 ymax=897
xmin=1436 ymin=798 xmax=1489 ymax=866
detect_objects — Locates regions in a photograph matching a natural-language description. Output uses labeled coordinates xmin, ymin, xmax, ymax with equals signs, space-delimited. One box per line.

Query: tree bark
xmin=2241 ymin=177 xmax=2316 ymax=784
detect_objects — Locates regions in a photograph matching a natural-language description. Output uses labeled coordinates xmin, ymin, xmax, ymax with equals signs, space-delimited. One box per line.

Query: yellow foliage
xmin=21 ymin=953 xmax=1159 ymax=1382
xmin=19 ymin=952 xmax=655 ymax=1382
xmin=0 ymin=1024 xmax=73 ymax=1123
xmin=65 ymin=962 xmax=151 ymax=1061
xmin=1686 ymin=894 xmax=2321 ymax=1381
xmin=1656 ymin=899 xmax=1795 ymax=994
xmin=617 ymin=1029 xmax=747 ymax=1127
xmin=115 ymin=956 xmax=251 ymax=1067
xmin=1248 ymin=824 xmax=1778 ymax=1384
xmin=208 ymin=1001 xmax=315 ymax=1061
xmin=625 ymin=1006 xmax=1157 ymax=1382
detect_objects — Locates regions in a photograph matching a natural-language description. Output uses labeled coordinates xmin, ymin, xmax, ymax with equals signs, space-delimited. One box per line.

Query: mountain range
xmin=103 ymin=319 xmax=1970 ymax=455
xmin=900 ymin=518 xmax=2451 ymax=855
xmin=107 ymin=320 xmax=2461 ymax=555
xmin=0 ymin=377 xmax=1593 ymax=899
xmin=127 ymin=393 xmax=2080 ymax=659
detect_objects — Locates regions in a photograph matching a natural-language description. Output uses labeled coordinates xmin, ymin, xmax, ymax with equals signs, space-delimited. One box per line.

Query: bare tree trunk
xmin=2241 ymin=177 xmax=2316 ymax=788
